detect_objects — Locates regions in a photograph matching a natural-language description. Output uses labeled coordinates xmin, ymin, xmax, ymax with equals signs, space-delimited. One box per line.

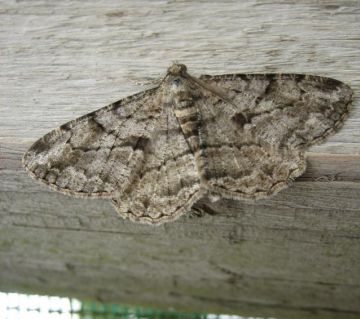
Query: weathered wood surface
xmin=1 ymin=1 xmax=360 ymax=318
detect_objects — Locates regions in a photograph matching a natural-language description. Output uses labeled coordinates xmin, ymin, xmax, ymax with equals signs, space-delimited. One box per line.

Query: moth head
xmin=163 ymin=63 xmax=200 ymax=107
xmin=164 ymin=63 xmax=192 ymax=89
xmin=167 ymin=63 xmax=187 ymax=76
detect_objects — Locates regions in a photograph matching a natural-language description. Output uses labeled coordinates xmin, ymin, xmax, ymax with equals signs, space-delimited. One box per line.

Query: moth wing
xmin=112 ymin=103 xmax=202 ymax=225
xmin=200 ymin=73 xmax=352 ymax=148
xmin=194 ymin=73 xmax=352 ymax=199
xmin=23 ymin=87 xmax=162 ymax=198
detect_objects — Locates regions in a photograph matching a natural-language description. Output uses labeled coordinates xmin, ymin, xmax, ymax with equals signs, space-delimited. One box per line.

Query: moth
xmin=23 ymin=63 xmax=352 ymax=225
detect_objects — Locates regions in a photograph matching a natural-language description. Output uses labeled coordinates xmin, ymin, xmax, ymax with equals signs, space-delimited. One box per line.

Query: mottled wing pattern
xmin=23 ymin=86 xmax=202 ymax=224
xmin=195 ymin=73 xmax=352 ymax=199
xmin=112 ymin=102 xmax=202 ymax=224
xmin=23 ymin=88 xmax=163 ymax=198
xmin=23 ymin=63 xmax=353 ymax=225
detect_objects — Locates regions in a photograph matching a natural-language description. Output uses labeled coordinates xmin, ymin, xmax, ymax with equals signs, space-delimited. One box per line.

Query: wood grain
xmin=1 ymin=0 xmax=359 ymax=318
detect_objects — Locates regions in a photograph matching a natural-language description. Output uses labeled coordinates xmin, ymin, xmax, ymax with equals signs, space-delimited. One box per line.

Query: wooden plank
xmin=1 ymin=174 xmax=360 ymax=318
xmin=0 ymin=0 xmax=360 ymax=318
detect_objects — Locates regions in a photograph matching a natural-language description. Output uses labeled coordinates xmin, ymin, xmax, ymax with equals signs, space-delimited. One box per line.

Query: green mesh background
xmin=80 ymin=301 xmax=206 ymax=319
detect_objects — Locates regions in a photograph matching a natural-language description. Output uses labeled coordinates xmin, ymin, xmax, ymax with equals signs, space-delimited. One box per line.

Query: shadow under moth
xmin=23 ymin=63 xmax=353 ymax=225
